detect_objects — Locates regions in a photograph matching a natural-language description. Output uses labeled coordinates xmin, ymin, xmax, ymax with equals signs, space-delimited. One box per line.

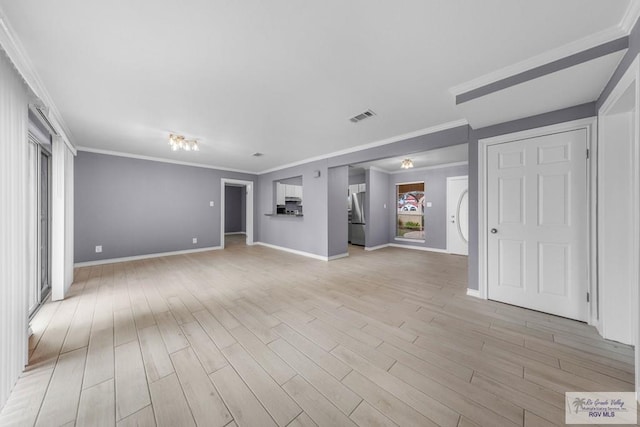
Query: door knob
xmin=490 ymin=228 xmax=498 ymax=234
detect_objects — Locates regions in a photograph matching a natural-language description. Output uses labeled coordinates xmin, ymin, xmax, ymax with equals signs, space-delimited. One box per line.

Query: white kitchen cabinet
xmin=358 ymin=183 xmax=366 ymax=192
xmin=276 ymin=183 xmax=285 ymax=205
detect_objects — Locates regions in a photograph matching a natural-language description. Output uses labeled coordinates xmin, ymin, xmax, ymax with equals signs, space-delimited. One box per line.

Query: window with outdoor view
xmin=396 ymin=182 xmax=425 ymax=240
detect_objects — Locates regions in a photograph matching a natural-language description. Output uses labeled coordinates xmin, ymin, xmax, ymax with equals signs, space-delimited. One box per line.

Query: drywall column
xmin=366 ymin=168 xmax=391 ymax=248
xmin=51 ymin=135 xmax=75 ymax=301
xmin=327 ymin=166 xmax=348 ymax=258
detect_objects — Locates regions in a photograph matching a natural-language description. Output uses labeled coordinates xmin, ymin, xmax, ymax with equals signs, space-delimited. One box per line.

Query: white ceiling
xmin=353 ymin=144 xmax=468 ymax=173
xmin=0 ymin=1 xmax=632 ymax=172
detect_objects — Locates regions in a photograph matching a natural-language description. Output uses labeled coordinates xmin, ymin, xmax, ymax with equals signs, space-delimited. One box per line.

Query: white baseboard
xmin=466 ymin=288 xmax=482 ymax=299
xmin=225 ymin=232 xmax=246 ymax=235
xmin=328 ymin=252 xmax=349 ymax=260
xmin=388 ymin=243 xmax=448 ymax=253
xmin=253 ymin=242 xmax=329 ymax=261
xmin=364 ymin=244 xmax=390 ymax=251
xmin=74 ymin=246 xmax=222 ymax=267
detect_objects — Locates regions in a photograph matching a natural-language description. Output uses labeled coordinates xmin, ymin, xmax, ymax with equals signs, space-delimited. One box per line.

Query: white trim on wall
xmin=388 ymin=243 xmax=448 ymax=253
xmin=253 ymin=242 xmax=330 ymax=261
xmin=221 ymin=178 xmax=254 ymax=248
xmin=477 ymin=118 xmax=597 ymax=305
xmin=74 ymin=246 xmax=222 ymax=267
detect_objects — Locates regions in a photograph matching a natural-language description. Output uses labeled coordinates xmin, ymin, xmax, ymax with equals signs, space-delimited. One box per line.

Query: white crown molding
xmin=258 ymin=119 xmax=469 ymax=174
xmin=74 ymin=246 xmax=222 ymax=267
xmin=0 ymin=11 xmax=76 ymax=153
xmin=76 ymin=146 xmax=256 ymax=175
xmin=620 ymin=0 xmax=640 ymax=33
xmin=449 ymin=26 xmax=628 ymax=98
xmin=389 ymin=160 xmax=468 ymax=175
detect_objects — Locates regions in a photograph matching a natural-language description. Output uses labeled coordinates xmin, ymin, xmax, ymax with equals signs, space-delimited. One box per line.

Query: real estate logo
xmin=565 ymin=392 xmax=637 ymax=424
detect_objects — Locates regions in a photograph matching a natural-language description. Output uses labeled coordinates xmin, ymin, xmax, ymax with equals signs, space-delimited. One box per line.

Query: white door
xmin=447 ymin=176 xmax=469 ymax=255
xmin=487 ymin=129 xmax=588 ymax=321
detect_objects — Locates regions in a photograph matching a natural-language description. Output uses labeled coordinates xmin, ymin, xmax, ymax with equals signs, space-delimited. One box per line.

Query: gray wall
xmin=257 ymin=160 xmax=329 ymax=257
xmin=366 ymin=168 xmax=391 ymax=248
xmin=389 ymin=163 xmax=468 ymax=250
xmin=75 ymin=152 xmax=256 ymax=262
xmin=225 ymin=185 xmax=245 ymax=233
xmin=327 ymin=166 xmax=349 ymax=257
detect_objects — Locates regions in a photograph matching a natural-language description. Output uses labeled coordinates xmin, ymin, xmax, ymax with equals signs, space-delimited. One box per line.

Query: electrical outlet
xmin=426 ymin=202 xmax=433 ymax=207
xmin=95 ymin=245 xmax=102 ymax=253
xmin=209 ymin=201 xmax=214 ymax=207
xmin=192 ymin=238 xmax=197 ymax=244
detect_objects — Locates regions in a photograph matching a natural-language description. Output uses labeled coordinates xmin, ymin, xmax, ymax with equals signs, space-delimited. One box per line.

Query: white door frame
xmin=220 ymin=178 xmax=254 ymax=248
xmin=597 ymin=55 xmax=640 ymax=394
xmin=477 ymin=117 xmax=597 ymax=322
xmin=446 ymin=175 xmax=468 ymax=255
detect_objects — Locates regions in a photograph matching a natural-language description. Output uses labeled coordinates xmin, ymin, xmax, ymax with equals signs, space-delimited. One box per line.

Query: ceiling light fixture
xmin=401 ymin=158 xmax=414 ymax=169
xmin=169 ymin=133 xmax=199 ymax=152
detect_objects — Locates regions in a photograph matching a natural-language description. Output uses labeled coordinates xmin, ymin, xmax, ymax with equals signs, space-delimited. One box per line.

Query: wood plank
xmin=155 ymin=310 xmax=189 ymax=354
xmin=149 ymin=373 xmax=196 ymax=427
xmin=331 ymin=345 xmax=459 ymax=427
xmin=76 ymin=379 xmax=115 ymax=427
xmin=210 ymin=365 xmax=278 ymax=427
xmin=193 ymin=309 xmax=237 ymax=349
xmin=117 ymin=405 xmax=157 ymax=427
xmin=341 ymin=371 xmax=438 ymax=427
xmin=273 ymin=323 xmax=351 ymax=380
xmin=170 ymin=347 xmax=232 ymax=426
xmin=138 ymin=325 xmax=174 ymax=382
xmin=230 ymin=325 xmax=296 ymax=385
xmin=349 ymin=401 xmax=396 ymax=427
xmin=269 ymin=338 xmax=361 ymax=415
xmin=35 ymin=347 xmax=87 ymax=426
xmin=181 ymin=321 xmax=228 ymax=373
xmin=222 ymin=343 xmax=301 ymax=426
xmin=114 ymin=307 xmax=137 ymax=347
xmin=115 ymin=341 xmax=151 ymax=420
xmin=282 ymin=376 xmax=357 ymax=427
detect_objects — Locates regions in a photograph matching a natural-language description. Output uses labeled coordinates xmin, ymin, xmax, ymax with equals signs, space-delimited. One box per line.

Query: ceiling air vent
xmin=349 ymin=109 xmax=376 ymax=123
xmin=252 ymin=152 xmax=264 ymax=157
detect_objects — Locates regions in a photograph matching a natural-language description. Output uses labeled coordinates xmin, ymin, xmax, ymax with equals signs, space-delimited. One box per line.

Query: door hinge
xmin=586 ymin=292 xmax=590 ymax=302
xmin=586 ymin=149 xmax=590 ymax=159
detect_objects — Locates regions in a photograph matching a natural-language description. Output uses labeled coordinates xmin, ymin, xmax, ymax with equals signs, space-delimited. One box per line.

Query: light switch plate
xmin=426 ymin=202 xmax=433 ymax=207
xmin=209 ymin=201 xmax=214 ymax=207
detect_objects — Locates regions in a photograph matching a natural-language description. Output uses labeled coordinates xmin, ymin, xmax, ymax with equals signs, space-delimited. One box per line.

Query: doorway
xmin=446 ymin=176 xmax=468 ymax=255
xmin=220 ymin=179 xmax=254 ymax=249
xmin=478 ymin=120 xmax=592 ymax=322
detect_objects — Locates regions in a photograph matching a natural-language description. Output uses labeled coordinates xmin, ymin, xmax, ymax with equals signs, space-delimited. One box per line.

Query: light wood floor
xmin=0 ymin=235 xmax=636 ymax=426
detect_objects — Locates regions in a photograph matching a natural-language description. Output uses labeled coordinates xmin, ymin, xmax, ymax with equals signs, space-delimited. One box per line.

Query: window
xmin=396 ymin=182 xmax=424 ymax=240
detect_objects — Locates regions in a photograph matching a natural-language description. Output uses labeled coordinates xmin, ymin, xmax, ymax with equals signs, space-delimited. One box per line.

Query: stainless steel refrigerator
xmin=350 ymin=192 xmax=366 ymax=246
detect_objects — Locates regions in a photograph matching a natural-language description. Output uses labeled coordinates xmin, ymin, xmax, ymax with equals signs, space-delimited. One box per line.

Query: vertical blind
xmin=0 ymin=48 xmax=30 ymax=409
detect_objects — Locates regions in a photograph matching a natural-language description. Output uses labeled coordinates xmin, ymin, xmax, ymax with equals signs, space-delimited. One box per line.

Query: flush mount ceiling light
xmin=169 ymin=133 xmax=199 ymax=152
xmin=401 ymin=158 xmax=414 ymax=169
